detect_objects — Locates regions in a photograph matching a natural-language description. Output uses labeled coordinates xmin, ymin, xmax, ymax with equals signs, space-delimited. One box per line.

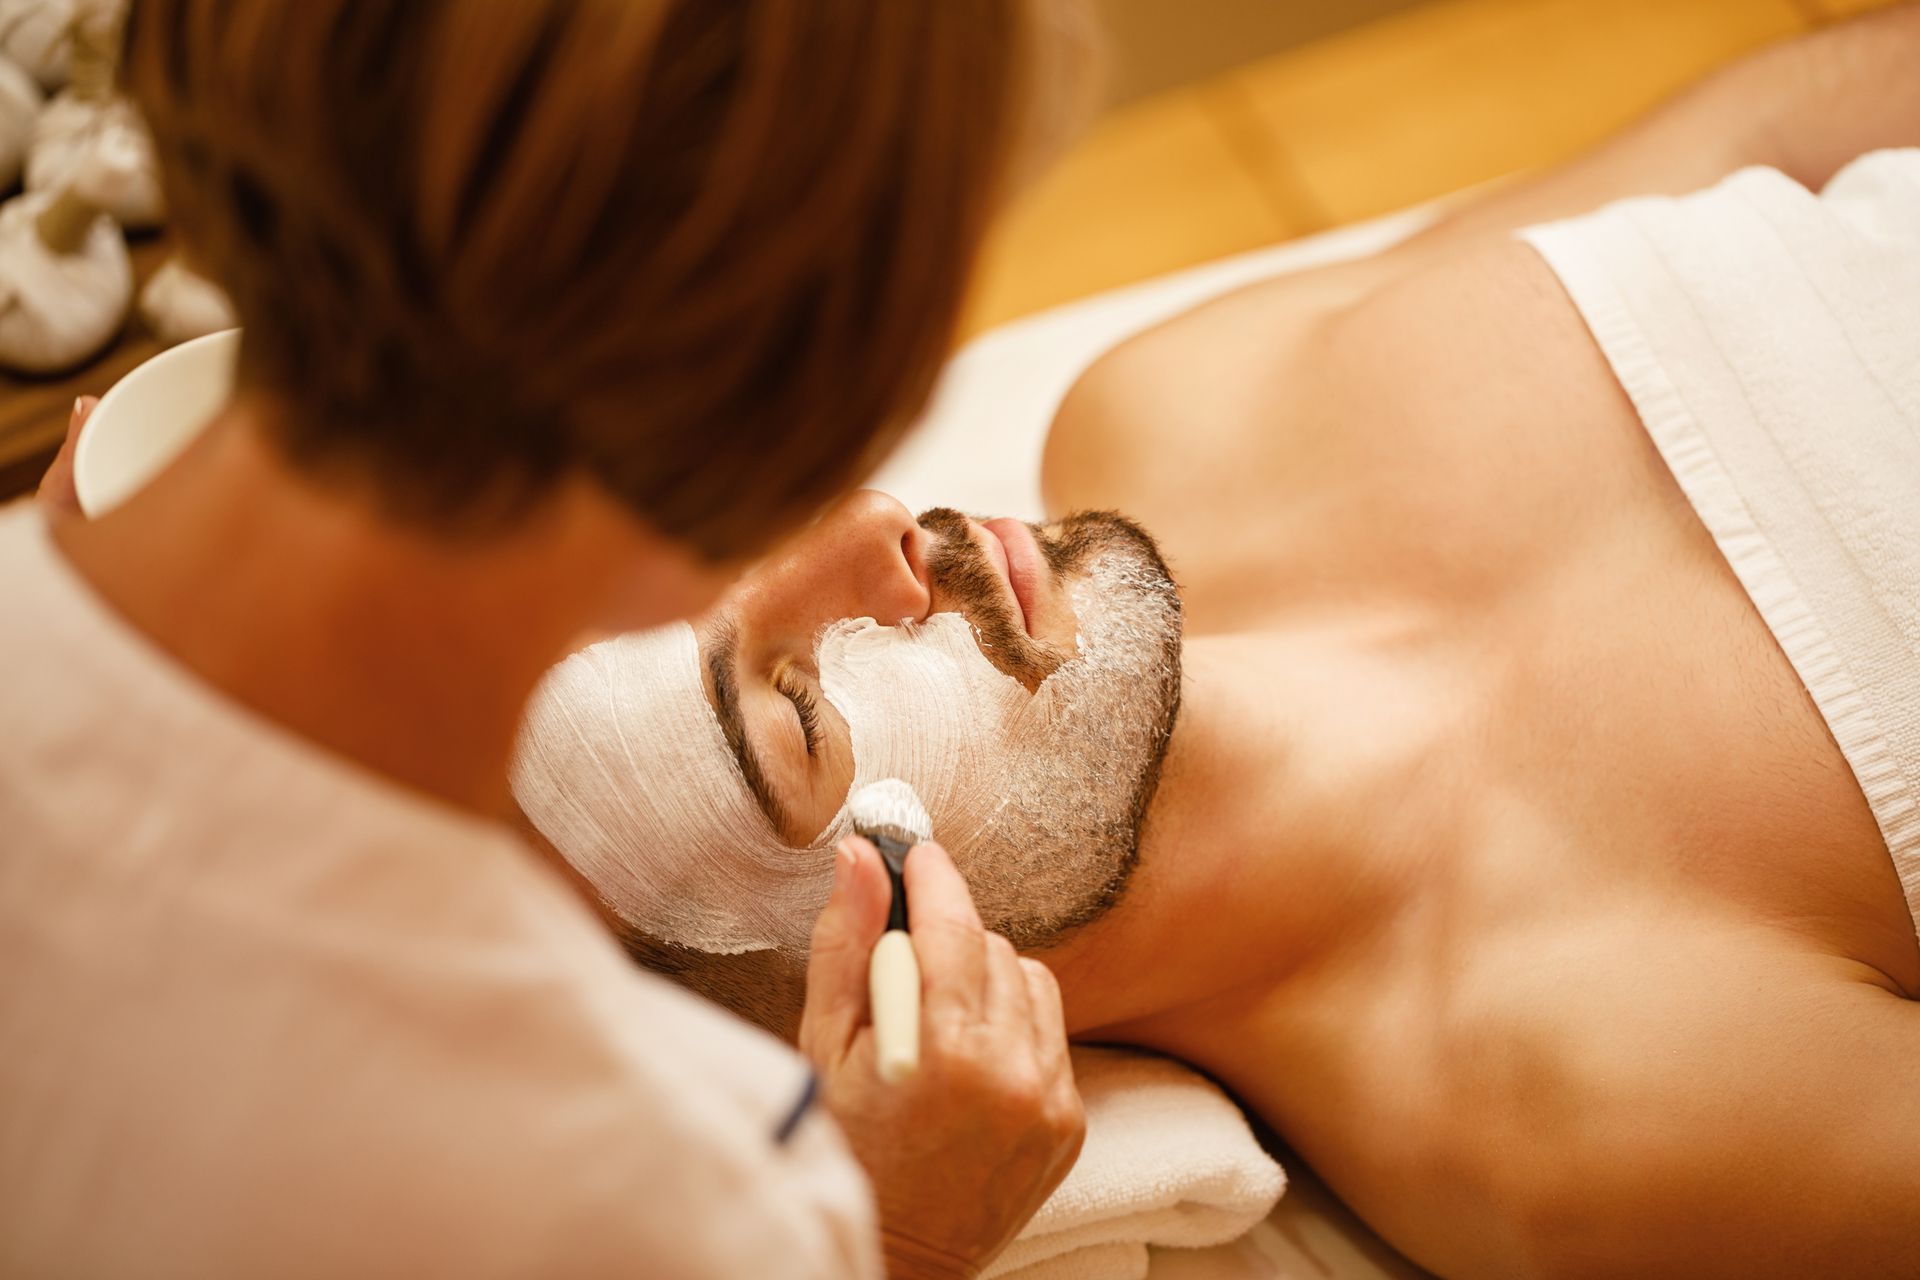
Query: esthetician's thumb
xmin=799 ymin=837 xmax=891 ymax=1067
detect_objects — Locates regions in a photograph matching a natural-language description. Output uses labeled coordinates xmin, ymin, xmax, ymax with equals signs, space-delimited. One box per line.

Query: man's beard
xmin=907 ymin=507 xmax=1184 ymax=949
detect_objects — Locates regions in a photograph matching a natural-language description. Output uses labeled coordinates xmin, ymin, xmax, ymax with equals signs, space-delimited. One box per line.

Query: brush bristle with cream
xmin=848 ymin=779 xmax=932 ymax=1084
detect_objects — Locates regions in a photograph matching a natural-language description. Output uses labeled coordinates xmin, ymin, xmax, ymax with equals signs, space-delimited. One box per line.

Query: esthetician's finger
xmin=1020 ymin=955 xmax=1083 ymax=1185
xmin=799 ymin=837 xmax=891 ymax=1066
xmin=981 ymin=931 xmax=1033 ymax=1031
xmin=36 ymin=395 xmax=98 ymax=518
xmin=903 ymin=840 xmax=988 ymax=1020
xmin=1021 ymin=957 xmax=1072 ymax=1083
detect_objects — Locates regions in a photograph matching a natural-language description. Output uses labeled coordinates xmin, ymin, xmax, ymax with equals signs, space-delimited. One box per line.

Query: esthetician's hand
xmin=801 ymin=837 xmax=1084 ymax=1280
xmin=37 ymin=396 xmax=99 ymax=518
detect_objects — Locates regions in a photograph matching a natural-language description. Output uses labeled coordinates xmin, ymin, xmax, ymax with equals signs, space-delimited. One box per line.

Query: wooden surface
xmin=1804 ymin=0 xmax=1906 ymax=15
xmin=961 ymin=0 xmax=1831 ymax=331
xmin=0 ymin=230 xmax=173 ymax=500
xmin=960 ymin=87 xmax=1311 ymax=335
xmin=1220 ymin=0 xmax=1805 ymax=227
xmin=1093 ymin=0 xmax=1435 ymax=104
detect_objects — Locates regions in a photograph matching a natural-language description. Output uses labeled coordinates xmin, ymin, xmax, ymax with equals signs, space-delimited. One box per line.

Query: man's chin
xmin=916 ymin=510 xmax=1184 ymax=954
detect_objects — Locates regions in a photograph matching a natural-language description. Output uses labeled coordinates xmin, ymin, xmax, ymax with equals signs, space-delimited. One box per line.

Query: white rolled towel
xmin=140 ymin=255 xmax=237 ymax=346
xmin=985 ymin=1047 xmax=1287 ymax=1280
xmin=0 ymin=183 xmax=131 ymax=374
xmin=0 ymin=0 xmax=73 ymax=91
xmin=26 ymin=90 xmax=162 ymax=228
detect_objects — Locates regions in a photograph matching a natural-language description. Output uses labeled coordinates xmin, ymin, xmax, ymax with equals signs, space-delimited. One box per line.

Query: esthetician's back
xmin=0 ymin=501 xmax=877 ymax=1277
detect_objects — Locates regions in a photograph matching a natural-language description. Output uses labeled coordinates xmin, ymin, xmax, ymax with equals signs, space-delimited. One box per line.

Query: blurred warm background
xmin=0 ymin=0 xmax=1902 ymax=496
xmin=962 ymin=0 xmax=1894 ymax=334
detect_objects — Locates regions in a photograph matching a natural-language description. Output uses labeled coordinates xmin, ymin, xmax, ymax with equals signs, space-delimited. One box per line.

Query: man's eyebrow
xmin=705 ymin=621 xmax=793 ymax=838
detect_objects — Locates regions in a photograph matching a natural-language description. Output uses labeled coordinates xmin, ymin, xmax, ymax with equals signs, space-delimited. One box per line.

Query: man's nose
xmin=761 ymin=490 xmax=932 ymax=630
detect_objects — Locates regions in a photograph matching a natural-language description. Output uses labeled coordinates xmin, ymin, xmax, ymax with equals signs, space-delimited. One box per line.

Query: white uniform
xmin=0 ymin=502 xmax=879 ymax=1279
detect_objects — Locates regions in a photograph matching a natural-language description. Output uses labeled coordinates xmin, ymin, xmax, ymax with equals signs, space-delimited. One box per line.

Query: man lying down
xmin=512 ymin=12 xmax=1920 ymax=1279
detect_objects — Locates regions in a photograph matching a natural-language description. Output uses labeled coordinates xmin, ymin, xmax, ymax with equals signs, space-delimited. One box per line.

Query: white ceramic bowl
xmin=73 ymin=328 xmax=241 ymax=517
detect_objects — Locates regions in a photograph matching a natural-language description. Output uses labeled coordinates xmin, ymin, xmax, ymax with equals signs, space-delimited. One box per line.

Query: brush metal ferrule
xmin=858 ymin=825 xmax=917 ymax=932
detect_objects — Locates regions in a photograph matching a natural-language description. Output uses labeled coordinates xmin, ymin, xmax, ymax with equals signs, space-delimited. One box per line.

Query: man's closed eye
xmin=772 ymin=659 xmax=823 ymax=758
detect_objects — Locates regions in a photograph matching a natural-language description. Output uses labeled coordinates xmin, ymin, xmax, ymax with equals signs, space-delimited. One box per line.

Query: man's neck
xmin=1039 ymin=626 xmax=1430 ymax=1044
xmin=51 ymin=412 xmax=642 ymax=817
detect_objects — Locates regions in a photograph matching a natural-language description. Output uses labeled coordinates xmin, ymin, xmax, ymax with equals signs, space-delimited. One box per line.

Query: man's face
xmin=514 ymin=490 xmax=1183 ymax=956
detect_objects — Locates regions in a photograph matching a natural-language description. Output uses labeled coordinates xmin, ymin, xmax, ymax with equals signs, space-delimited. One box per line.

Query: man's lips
xmin=972 ymin=521 xmax=1025 ymax=634
xmin=985 ymin=518 xmax=1044 ymax=637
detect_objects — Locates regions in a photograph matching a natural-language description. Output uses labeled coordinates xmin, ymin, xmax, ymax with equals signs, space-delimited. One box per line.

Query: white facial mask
xmin=512 ymin=537 xmax=1180 ymax=955
xmin=512 ymin=612 xmax=1033 ymax=955
xmin=816 ymin=613 xmax=1036 ymax=853
xmin=513 ymin=624 xmax=814 ymax=954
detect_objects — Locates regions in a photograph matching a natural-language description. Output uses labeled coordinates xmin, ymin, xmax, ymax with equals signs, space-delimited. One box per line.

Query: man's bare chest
xmin=1047 ymin=240 xmax=1913 ymax=984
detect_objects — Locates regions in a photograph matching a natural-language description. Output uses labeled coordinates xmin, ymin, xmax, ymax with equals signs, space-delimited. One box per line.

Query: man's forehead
xmin=586 ymin=624 xmax=774 ymax=830
xmin=513 ymin=622 xmax=838 ymax=953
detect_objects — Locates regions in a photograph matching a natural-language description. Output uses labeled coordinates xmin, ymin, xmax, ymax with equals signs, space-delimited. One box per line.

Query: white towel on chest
xmin=985 ymin=1047 xmax=1287 ymax=1280
xmin=1523 ymin=148 xmax=1920 ymax=941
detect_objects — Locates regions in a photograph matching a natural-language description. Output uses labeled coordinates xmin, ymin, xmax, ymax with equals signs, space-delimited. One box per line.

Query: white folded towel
xmin=985 ymin=1047 xmax=1287 ymax=1280
xmin=1523 ymin=148 xmax=1920 ymax=940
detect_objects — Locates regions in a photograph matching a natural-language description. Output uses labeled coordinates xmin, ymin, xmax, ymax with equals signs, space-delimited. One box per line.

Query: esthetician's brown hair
xmin=121 ymin=1 xmax=1094 ymax=559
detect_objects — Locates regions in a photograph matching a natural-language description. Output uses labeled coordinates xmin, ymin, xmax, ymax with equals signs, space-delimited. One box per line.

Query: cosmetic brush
xmin=847 ymin=778 xmax=932 ymax=1084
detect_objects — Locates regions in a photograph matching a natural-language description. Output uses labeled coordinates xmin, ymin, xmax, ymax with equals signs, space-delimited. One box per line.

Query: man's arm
xmin=1394 ymin=1 xmax=1920 ymax=259
xmin=1171 ymin=0 xmax=1920 ymax=316
xmin=1046 ymin=3 xmax=1920 ymax=508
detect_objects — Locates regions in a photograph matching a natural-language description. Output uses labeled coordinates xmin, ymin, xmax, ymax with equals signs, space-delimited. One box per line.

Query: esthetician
xmin=0 ymin=3 xmax=1091 ymax=1276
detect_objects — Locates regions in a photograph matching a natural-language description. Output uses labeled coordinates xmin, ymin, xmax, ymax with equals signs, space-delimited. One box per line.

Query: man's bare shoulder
xmin=1040 ymin=236 xmax=1652 ymax=627
xmin=1044 ymin=237 xmax=1631 ymax=510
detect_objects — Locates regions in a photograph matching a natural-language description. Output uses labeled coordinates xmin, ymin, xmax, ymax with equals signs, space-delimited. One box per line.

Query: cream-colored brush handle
xmin=869 ymin=929 xmax=921 ymax=1084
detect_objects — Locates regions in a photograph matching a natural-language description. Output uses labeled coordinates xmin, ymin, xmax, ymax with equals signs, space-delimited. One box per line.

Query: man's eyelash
xmin=775 ymin=668 xmax=822 ymax=757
